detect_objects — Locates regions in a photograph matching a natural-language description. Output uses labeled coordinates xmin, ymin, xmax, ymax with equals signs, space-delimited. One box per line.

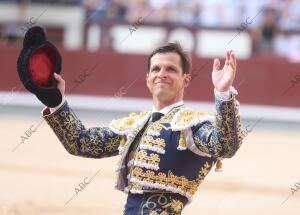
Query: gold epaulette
xmin=171 ymin=108 xmax=215 ymax=131
xmin=109 ymin=111 xmax=150 ymax=135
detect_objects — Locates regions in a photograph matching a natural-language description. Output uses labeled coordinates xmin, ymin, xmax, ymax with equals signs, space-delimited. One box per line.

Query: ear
xmin=146 ymin=73 xmax=150 ymax=88
xmin=183 ymin=74 xmax=191 ymax=88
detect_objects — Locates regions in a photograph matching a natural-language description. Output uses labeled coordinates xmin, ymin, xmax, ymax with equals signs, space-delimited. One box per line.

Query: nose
xmin=157 ymin=67 xmax=168 ymax=78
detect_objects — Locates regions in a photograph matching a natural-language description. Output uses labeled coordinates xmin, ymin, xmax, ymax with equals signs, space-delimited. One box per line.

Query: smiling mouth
xmin=155 ymin=82 xmax=170 ymax=85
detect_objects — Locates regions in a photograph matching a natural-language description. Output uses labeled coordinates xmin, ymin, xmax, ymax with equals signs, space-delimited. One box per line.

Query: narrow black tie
xmin=152 ymin=112 xmax=164 ymax=122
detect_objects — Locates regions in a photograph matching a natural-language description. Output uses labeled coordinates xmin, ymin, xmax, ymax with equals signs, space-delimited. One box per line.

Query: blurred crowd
xmin=2 ymin=0 xmax=299 ymax=30
xmin=1 ymin=0 xmax=300 ymax=59
xmin=82 ymin=0 xmax=300 ymax=31
xmin=73 ymin=0 xmax=300 ymax=59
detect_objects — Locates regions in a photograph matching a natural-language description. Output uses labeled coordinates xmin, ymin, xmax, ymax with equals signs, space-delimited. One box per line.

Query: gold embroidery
xmin=147 ymin=122 xmax=163 ymax=135
xmin=114 ymin=110 xmax=151 ymax=187
xmin=130 ymin=166 xmax=209 ymax=196
xmin=141 ymin=136 xmax=166 ymax=152
xmin=120 ymin=135 xmax=126 ymax=147
xmin=160 ymin=211 xmax=168 ymax=215
xmin=141 ymin=193 xmax=184 ymax=215
xmin=44 ymin=104 xmax=121 ymax=158
xmin=149 ymin=211 xmax=159 ymax=215
xmin=158 ymin=105 xmax=184 ymax=123
xmin=177 ymin=131 xmax=186 ymax=150
xmin=197 ymin=162 xmax=212 ymax=184
xmin=192 ymin=95 xmax=242 ymax=158
xmin=215 ymin=95 xmax=242 ymax=157
xmin=130 ymin=183 xmax=143 ymax=191
xmin=175 ymin=110 xmax=213 ymax=127
xmin=136 ymin=149 xmax=160 ymax=168
xmin=104 ymin=137 xmax=120 ymax=152
xmin=114 ymin=99 xmax=240 ymax=199
xmin=110 ymin=111 xmax=150 ymax=133
xmin=143 ymin=193 xmax=167 ymax=213
xmin=119 ymin=106 xmax=183 ymax=189
xmin=165 ymin=199 xmax=183 ymax=213
xmin=149 ymin=154 xmax=160 ymax=166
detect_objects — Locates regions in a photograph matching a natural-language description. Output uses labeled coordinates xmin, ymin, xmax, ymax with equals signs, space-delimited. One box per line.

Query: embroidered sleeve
xmin=43 ymin=101 xmax=121 ymax=158
xmin=192 ymin=89 xmax=242 ymax=158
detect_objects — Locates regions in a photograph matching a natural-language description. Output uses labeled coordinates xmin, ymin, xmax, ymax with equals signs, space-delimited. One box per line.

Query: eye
xmin=168 ymin=66 xmax=176 ymax=73
xmin=151 ymin=66 xmax=160 ymax=73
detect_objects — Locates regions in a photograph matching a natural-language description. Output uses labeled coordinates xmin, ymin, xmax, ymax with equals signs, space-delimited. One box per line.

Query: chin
xmin=153 ymin=89 xmax=164 ymax=96
xmin=155 ymin=84 xmax=170 ymax=91
xmin=154 ymin=90 xmax=171 ymax=100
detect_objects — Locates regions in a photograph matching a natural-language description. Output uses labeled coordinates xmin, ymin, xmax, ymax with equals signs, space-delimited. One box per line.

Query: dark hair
xmin=147 ymin=42 xmax=191 ymax=75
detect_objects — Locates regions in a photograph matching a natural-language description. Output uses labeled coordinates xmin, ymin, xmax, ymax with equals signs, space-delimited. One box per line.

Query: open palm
xmin=212 ymin=50 xmax=237 ymax=92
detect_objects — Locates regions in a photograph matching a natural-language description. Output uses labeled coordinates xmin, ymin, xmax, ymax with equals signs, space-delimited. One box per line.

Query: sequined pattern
xmin=192 ymin=94 xmax=242 ymax=158
xmin=140 ymin=136 xmax=166 ymax=154
xmin=43 ymin=102 xmax=121 ymax=158
xmin=140 ymin=193 xmax=186 ymax=215
xmin=123 ymin=192 xmax=187 ymax=215
xmin=43 ymin=93 xmax=241 ymax=204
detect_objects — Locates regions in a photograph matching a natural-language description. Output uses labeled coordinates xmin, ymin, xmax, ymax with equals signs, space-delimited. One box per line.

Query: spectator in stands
xmin=178 ymin=0 xmax=241 ymax=27
xmin=126 ymin=0 xmax=153 ymax=24
xmin=240 ymin=0 xmax=268 ymax=29
xmin=31 ymin=0 xmax=81 ymax=4
xmin=83 ymin=0 xmax=110 ymax=21
xmin=148 ymin=0 xmax=174 ymax=23
xmin=257 ymin=8 xmax=278 ymax=54
xmin=198 ymin=0 xmax=230 ymax=27
xmin=223 ymin=0 xmax=243 ymax=27
xmin=177 ymin=0 xmax=201 ymax=26
xmin=105 ymin=0 xmax=127 ymax=22
xmin=278 ymin=0 xmax=300 ymax=31
xmin=3 ymin=0 xmax=300 ymax=59
xmin=0 ymin=24 xmax=21 ymax=45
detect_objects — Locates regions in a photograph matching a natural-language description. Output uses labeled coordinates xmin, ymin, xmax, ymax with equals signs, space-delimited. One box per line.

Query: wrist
xmin=214 ymin=86 xmax=238 ymax=101
xmin=215 ymin=87 xmax=229 ymax=92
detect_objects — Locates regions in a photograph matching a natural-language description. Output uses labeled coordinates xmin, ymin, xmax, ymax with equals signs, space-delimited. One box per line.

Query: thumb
xmin=213 ymin=58 xmax=220 ymax=71
xmin=54 ymin=73 xmax=62 ymax=82
xmin=53 ymin=73 xmax=65 ymax=97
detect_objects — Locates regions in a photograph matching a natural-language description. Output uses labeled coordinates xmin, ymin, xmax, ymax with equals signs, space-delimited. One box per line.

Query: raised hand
xmin=212 ymin=50 xmax=237 ymax=92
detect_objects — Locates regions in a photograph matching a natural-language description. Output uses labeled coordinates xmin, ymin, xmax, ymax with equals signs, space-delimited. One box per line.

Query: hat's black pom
xmin=23 ymin=26 xmax=46 ymax=49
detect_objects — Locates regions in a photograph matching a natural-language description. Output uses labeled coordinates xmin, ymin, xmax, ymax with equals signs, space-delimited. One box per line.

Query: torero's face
xmin=146 ymin=52 xmax=190 ymax=105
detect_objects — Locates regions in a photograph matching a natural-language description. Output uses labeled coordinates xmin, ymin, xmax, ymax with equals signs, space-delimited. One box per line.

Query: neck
xmin=153 ymin=97 xmax=182 ymax=111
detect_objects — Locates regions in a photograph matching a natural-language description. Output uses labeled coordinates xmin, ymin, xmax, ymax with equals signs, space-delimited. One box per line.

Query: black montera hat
xmin=17 ymin=26 xmax=62 ymax=107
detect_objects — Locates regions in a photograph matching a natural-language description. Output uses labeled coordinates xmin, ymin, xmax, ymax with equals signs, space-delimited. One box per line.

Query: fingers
xmin=213 ymin=58 xmax=220 ymax=70
xmin=54 ymin=73 xmax=64 ymax=82
xmin=229 ymin=50 xmax=237 ymax=72
xmin=231 ymin=50 xmax=237 ymax=69
xmin=54 ymin=73 xmax=65 ymax=86
xmin=225 ymin=50 xmax=237 ymax=71
xmin=216 ymin=50 xmax=236 ymax=71
xmin=54 ymin=73 xmax=65 ymax=97
xmin=225 ymin=50 xmax=230 ymax=65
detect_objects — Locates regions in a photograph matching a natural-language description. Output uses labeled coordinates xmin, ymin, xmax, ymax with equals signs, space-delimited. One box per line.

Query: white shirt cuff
xmin=50 ymin=96 xmax=66 ymax=113
xmin=214 ymin=88 xmax=231 ymax=100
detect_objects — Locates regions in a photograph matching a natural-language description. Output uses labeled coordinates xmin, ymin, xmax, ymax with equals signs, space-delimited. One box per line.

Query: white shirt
xmin=150 ymin=100 xmax=183 ymax=120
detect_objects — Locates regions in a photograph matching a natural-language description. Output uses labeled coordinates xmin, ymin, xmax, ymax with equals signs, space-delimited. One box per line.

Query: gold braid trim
xmin=171 ymin=108 xmax=215 ymax=131
xmin=129 ymin=162 xmax=212 ymax=202
xmin=140 ymin=135 xmax=166 ymax=153
xmin=109 ymin=111 xmax=150 ymax=135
